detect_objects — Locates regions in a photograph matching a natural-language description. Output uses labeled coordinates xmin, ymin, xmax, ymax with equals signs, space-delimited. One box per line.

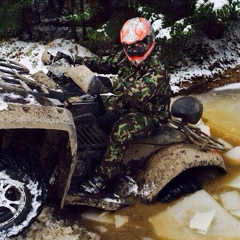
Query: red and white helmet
xmin=120 ymin=17 xmax=155 ymax=66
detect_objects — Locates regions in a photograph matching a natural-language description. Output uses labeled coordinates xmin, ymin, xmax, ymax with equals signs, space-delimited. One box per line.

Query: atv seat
xmin=132 ymin=125 xmax=187 ymax=146
xmin=74 ymin=113 xmax=98 ymax=125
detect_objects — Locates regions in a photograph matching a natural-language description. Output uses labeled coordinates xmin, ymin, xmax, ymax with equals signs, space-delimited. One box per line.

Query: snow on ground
xmin=0 ymin=38 xmax=95 ymax=75
xmin=0 ymin=39 xmax=47 ymax=74
xmin=169 ymin=22 xmax=240 ymax=93
xmin=195 ymin=0 xmax=229 ymax=10
xmin=215 ymin=82 xmax=240 ymax=90
xmin=0 ymin=22 xmax=240 ymax=93
xmin=7 ymin=207 xmax=100 ymax=240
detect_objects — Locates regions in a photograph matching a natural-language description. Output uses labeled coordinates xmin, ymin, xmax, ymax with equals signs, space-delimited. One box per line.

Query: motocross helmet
xmin=120 ymin=17 xmax=155 ymax=66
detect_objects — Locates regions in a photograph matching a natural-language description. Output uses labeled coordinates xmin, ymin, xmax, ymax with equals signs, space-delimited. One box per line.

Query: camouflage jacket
xmin=79 ymin=45 xmax=171 ymax=123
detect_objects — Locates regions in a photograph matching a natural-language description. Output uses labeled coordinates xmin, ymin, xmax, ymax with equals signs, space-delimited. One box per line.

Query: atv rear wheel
xmin=0 ymin=154 xmax=46 ymax=238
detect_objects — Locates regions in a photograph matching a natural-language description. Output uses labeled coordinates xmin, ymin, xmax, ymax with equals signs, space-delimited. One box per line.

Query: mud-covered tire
xmin=157 ymin=168 xmax=203 ymax=203
xmin=158 ymin=179 xmax=202 ymax=203
xmin=0 ymin=154 xmax=47 ymax=238
xmin=158 ymin=180 xmax=202 ymax=202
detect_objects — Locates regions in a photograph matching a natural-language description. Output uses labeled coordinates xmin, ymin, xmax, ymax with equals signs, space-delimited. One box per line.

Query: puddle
xmin=194 ymin=88 xmax=240 ymax=145
xmin=78 ymin=89 xmax=240 ymax=240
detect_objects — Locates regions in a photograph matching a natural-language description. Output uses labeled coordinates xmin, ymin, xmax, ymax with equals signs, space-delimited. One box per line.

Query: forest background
xmin=0 ymin=0 xmax=240 ymax=94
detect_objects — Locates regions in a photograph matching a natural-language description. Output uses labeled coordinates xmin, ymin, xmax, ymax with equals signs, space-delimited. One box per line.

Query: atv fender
xmin=0 ymin=103 xmax=77 ymax=207
xmin=136 ymin=143 xmax=226 ymax=202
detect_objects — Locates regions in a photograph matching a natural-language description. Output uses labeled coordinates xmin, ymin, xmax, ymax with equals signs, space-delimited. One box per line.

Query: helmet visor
xmin=123 ymin=35 xmax=152 ymax=57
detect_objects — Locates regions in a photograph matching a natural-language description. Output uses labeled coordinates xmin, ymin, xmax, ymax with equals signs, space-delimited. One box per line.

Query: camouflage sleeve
xmin=75 ymin=52 xmax=123 ymax=74
xmin=111 ymin=64 xmax=169 ymax=105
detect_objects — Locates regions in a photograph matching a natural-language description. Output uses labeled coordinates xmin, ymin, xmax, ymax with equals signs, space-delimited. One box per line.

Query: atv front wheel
xmin=0 ymin=156 xmax=46 ymax=238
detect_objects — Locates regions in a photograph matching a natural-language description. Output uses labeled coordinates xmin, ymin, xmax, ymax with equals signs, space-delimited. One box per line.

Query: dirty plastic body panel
xmin=0 ymin=103 xmax=78 ymax=207
xmin=63 ymin=126 xmax=226 ymax=211
xmin=136 ymin=143 xmax=226 ymax=202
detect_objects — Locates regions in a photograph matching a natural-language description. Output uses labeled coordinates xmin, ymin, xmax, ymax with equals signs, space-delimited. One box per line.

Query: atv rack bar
xmin=0 ymin=58 xmax=29 ymax=74
xmin=168 ymin=119 xmax=226 ymax=151
xmin=0 ymin=81 xmax=77 ymax=102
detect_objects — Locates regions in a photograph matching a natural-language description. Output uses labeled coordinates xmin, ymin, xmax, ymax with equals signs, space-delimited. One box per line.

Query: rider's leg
xmin=80 ymin=112 xmax=157 ymax=194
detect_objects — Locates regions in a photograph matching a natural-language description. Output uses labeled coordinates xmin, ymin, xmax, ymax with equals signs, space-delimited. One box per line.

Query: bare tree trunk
xmin=68 ymin=0 xmax=79 ymax=41
xmin=79 ymin=0 xmax=87 ymax=40
xmin=21 ymin=7 xmax=33 ymax=39
xmin=57 ymin=0 xmax=66 ymax=12
xmin=33 ymin=0 xmax=41 ymax=23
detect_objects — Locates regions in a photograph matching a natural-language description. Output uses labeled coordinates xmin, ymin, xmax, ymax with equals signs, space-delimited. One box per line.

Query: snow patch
xmin=0 ymin=97 xmax=8 ymax=110
xmin=138 ymin=181 xmax=156 ymax=198
xmin=196 ymin=0 xmax=228 ymax=11
xmin=46 ymin=39 xmax=96 ymax=62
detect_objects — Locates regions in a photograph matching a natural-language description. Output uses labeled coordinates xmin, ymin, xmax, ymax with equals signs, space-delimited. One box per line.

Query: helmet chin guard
xmin=124 ymin=41 xmax=155 ymax=66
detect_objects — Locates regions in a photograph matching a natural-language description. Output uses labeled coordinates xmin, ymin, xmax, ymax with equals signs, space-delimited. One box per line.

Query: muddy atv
xmin=0 ymin=59 xmax=226 ymax=238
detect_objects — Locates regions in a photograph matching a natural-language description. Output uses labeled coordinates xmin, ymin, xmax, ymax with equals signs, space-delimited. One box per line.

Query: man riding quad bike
xmin=77 ymin=17 xmax=172 ymax=194
xmin=67 ymin=17 xmax=225 ymax=197
xmin=0 ymin=18 xmax=226 ymax=239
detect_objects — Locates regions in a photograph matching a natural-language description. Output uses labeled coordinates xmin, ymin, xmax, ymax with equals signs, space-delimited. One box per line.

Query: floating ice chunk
xmin=95 ymin=225 xmax=108 ymax=233
xmin=229 ymin=209 xmax=240 ymax=218
xmin=199 ymin=124 xmax=210 ymax=135
xmin=217 ymin=138 xmax=233 ymax=150
xmin=98 ymin=211 xmax=110 ymax=218
xmin=224 ymin=146 xmax=240 ymax=163
xmin=189 ymin=210 xmax=216 ymax=235
xmin=220 ymin=191 xmax=240 ymax=210
xmin=194 ymin=120 xmax=211 ymax=136
xmin=114 ymin=215 xmax=129 ymax=228
xmin=81 ymin=209 xmax=114 ymax=224
xmin=149 ymin=190 xmax=240 ymax=240
xmin=227 ymin=175 xmax=240 ymax=189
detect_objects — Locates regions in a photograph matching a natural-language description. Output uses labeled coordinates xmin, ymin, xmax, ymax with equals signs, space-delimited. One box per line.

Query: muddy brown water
xmin=76 ymin=88 xmax=240 ymax=240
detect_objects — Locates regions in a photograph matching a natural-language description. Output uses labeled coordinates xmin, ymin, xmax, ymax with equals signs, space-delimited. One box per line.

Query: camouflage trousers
xmin=96 ymin=111 xmax=160 ymax=179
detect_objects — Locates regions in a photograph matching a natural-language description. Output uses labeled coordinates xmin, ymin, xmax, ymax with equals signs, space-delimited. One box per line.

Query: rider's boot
xmin=114 ymin=176 xmax=138 ymax=198
xmin=79 ymin=175 xmax=108 ymax=194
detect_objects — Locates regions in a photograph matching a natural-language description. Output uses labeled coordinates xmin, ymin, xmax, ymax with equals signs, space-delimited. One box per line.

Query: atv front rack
xmin=0 ymin=58 xmax=85 ymax=104
xmin=168 ymin=119 xmax=226 ymax=151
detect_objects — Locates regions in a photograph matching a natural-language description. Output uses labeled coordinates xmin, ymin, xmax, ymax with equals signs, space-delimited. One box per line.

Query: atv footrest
xmin=64 ymin=191 xmax=130 ymax=211
xmin=75 ymin=114 xmax=109 ymax=149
